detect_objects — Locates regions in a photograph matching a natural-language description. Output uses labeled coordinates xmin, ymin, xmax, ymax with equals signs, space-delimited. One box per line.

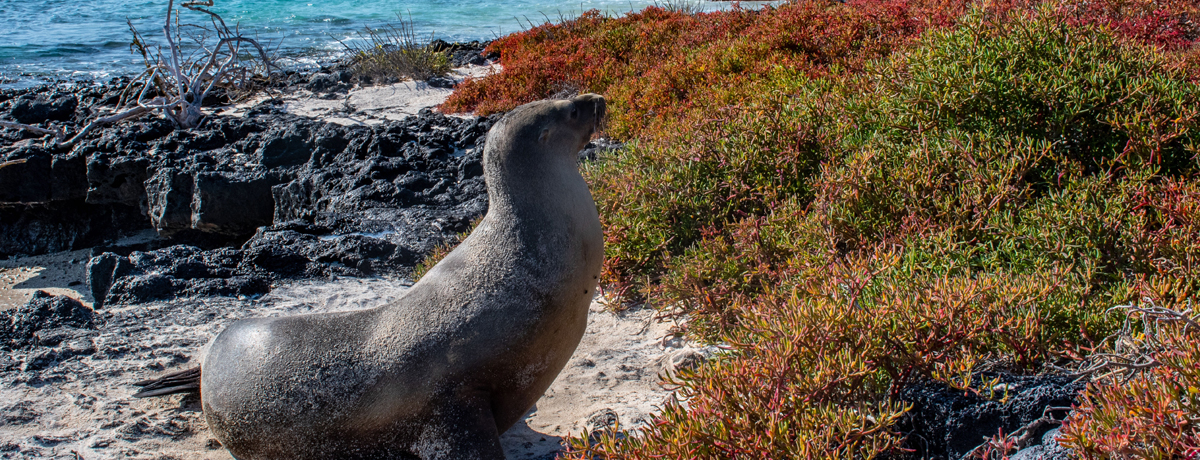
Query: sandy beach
xmin=219 ymin=64 xmax=499 ymax=125
xmin=0 ymin=276 xmax=707 ymax=459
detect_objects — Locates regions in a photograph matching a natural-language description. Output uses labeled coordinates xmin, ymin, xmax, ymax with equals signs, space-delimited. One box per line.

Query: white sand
xmin=0 ymin=249 xmax=92 ymax=310
xmin=218 ymin=64 xmax=499 ymax=125
xmin=0 ymin=277 xmax=708 ymax=459
xmin=502 ymin=301 xmax=706 ymax=459
xmin=0 ymin=230 xmax=160 ymax=312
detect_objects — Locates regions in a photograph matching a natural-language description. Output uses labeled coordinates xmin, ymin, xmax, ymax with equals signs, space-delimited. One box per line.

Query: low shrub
xmin=444 ymin=0 xmax=1200 ymax=456
xmin=442 ymin=0 xmax=967 ymax=135
xmin=1058 ymin=302 xmax=1200 ymax=458
xmin=341 ymin=15 xmax=450 ymax=82
xmin=566 ymin=249 xmax=1093 ymax=459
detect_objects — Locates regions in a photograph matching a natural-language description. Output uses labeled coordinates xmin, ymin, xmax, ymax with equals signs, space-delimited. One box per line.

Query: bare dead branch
xmin=1118 ymin=304 xmax=1200 ymax=331
xmin=0 ymin=121 xmax=59 ymax=137
xmin=3 ymin=0 xmax=276 ymax=148
xmin=1059 ymin=299 xmax=1197 ymax=382
xmin=57 ymin=106 xmax=155 ymax=148
xmin=118 ymin=0 xmax=278 ymax=128
xmin=0 ymin=121 xmax=68 ymax=145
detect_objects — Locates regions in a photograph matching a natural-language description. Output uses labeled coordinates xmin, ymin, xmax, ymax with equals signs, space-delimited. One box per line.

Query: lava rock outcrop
xmin=2 ymin=79 xmax=500 ymax=307
xmin=895 ymin=373 xmax=1083 ymax=460
xmin=0 ymin=290 xmax=95 ymax=350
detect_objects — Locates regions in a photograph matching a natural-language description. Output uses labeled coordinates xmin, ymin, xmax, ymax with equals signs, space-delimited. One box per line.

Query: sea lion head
xmin=485 ymin=94 xmax=606 ymax=168
xmin=535 ymin=93 xmax=606 ymax=153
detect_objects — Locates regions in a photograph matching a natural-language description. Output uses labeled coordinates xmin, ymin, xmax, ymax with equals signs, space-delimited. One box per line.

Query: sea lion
xmin=135 ymin=94 xmax=606 ymax=460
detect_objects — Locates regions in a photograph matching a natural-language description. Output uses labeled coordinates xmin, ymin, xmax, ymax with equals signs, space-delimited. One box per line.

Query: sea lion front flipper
xmin=412 ymin=401 xmax=505 ymax=460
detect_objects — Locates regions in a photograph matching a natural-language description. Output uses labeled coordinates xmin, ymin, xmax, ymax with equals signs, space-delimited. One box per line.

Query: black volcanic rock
xmin=1010 ymin=428 xmax=1072 ymax=460
xmin=92 ymin=226 xmax=424 ymax=306
xmin=305 ymin=73 xmax=346 ymax=93
xmin=426 ymin=76 xmax=456 ymax=89
xmin=50 ymin=153 xmax=89 ymax=201
xmin=2 ymin=79 xmax=502 ymax=305
xmin=86 ymin=252 xmax=135 ymax=308
xmin=0 ymin=149 xmax=52 ymax=203
xmin=85 ymin=153 xmax=150 ymax=206
xmin=0 ymin=200 xmax=148 ymax=257
xmin=144 ymin=168 xmax=195 ymax=235
xmin=95 ymin=245 xmax=269 ymax=306
xmin=191 ymin=170 xmax=287 ymax=236
xmin=81 ymin=108 xmax=497 ymax=306
xmin=0 ymin=149 xmax=95 ymax=205
xmin=430 ymin=40 xmax=497 ymax=67
xmin=271 ymin=110 xmax=498 ymax=223
xmin=579 ymin=138 xmax=624 ymax=162
xmin=254 ymin=122 xmax=314 ymax=168
xmin=8 ymin=92 xmax=78 ymax=125
xmin=0 ymin=291 xmax=94 ymax=350
xmin=895 ymin=374 xmax=1084 ymax=460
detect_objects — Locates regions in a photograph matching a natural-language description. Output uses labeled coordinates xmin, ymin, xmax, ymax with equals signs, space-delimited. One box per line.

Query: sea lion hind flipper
xmin=131 ymin=366 xmax=202 ymax=398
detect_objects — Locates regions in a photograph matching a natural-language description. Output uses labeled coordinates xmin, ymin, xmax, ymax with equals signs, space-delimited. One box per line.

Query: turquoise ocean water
xmin=0 ymin=0 xmax=733 ymax=89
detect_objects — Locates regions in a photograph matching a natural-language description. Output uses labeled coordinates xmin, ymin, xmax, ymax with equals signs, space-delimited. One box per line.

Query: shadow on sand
xmin=500 ymin=406 xmax=566 ymax=460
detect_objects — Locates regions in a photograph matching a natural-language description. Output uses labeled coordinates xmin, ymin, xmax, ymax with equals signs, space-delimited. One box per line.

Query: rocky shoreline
xmin=0 ymin=45 xmax=675 ymax=460
xmin=0 ymin=45 xmax=509 ymax=309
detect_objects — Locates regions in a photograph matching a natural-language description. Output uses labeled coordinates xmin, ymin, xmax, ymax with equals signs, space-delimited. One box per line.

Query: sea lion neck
xmin=482 ymin=144 xmax=582 ymax=219
xmin=480 ymin=94 xmax=605 ymax=220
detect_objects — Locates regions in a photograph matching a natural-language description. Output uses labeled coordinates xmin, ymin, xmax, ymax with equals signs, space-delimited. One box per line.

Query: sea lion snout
xmin=566 ymin=93 xmax=606 ymax=147
xmin=570 ymin=93 xmax=606 ymax=123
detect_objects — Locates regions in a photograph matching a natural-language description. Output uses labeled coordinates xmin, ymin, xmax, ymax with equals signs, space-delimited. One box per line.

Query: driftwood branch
xmin=1053 ymin=300 xmax=1199 ymax=382
xmin=59 ymin=106 xmax=155 ymax=148
xmin=0 ymin=121 xmax=58 ymax=137
xmin=0 ymin=104 xmax=153 ymax=149
xmin=124 ymin=0 xmax=278 ymax=128
xmin=0 ymin=121 xmax=67 ymax=145
xmin=1 ymin=0 xmax=276 ymax=151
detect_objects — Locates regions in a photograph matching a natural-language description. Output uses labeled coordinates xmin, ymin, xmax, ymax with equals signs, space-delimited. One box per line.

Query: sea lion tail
xmin=131 ymin=366 xmax=202 ymax=398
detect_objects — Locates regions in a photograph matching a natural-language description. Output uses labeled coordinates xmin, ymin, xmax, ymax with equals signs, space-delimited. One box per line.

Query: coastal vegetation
xmin=338 ymin=14 xmax=452 ymax=82
xmin=442 ymin=0 xmax=1200 ymax=457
